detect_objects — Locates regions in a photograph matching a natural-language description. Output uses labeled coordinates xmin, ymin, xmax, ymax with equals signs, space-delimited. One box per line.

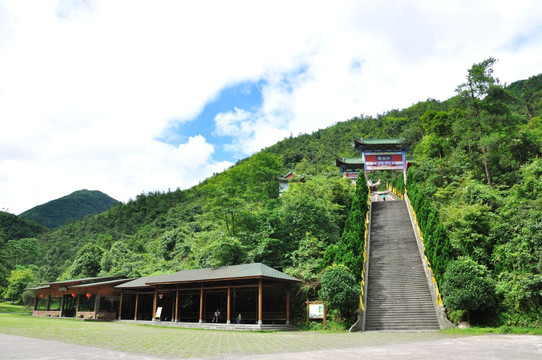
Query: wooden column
xmin=175 ymin=289 xmax=179 ymax=322
xmin=46 ymin=295 xmax=51 ymax=312
xmin=76 ymin=293 xmax=81 ymax=313
xmin=60 ymin=295 xmax=65 ymax=317
xmin=94 ymin=294 xmax=100 ymax=319
xmin=134 ymin=293 xmax=139 ymax=320
xmin=171 ymin=293 xmax=175 ymax=322
xmin=227 ymin=284 xmax=231 ymax=324
xmin=258 ymin=279 xmax=263 ymax=325
xmin=118 ymin=291 xmax=123 ymax=320
xmin=152 ymin=289 xmax=158 ymax=321
xmin=93 ymin=294 xmax=100 ymax=318
xmin=286 ymin=286 xmax=290 ymax=324
xmin=199 ymin=284 xmax=204 ymax=323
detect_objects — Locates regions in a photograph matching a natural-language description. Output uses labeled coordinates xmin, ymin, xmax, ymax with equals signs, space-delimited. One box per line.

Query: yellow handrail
xmin=359 ymin=188 xmax=371 ymax=310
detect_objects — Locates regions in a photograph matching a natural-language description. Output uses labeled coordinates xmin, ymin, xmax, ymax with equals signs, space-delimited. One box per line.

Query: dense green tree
xmin=0 ymin=211 xmax=46 ymax=241
xmin=455 ymin=57 xmax=500 ymax=187
xmin=65 ymin=243 xmax=104 ymax=279
xmin=2 ymin=265 xmax=37 ymax=303
xmin=4 ymin=238 xmax=42 ymax=269
xmin=100 ymin=241 xmax=144 ymax=277
xmin=441 ymin=257 xmax=496 ymax=323
xmin=522 ymin=74 xmax=542 ymax=122
xmin=0 ymin=241 xmax=8 ymax=291
xmin=319 ymin=264 xmax=361 ymax=322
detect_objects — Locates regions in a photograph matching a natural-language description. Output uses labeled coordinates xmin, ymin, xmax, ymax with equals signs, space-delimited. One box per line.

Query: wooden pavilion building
xmin=29 ymin=275 xmax=130 ymax=320
xmin=30 ymin=263 xmax=299 ymax=328
xmin=116 ymin=263 xmax=299 ymax=325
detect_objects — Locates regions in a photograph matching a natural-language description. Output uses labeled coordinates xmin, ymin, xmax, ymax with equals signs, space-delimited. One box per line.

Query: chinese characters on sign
xmin=364 ymin=151 xmax=405 ymax=171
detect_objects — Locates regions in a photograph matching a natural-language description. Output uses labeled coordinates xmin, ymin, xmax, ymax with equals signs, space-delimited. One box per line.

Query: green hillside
xmin=0 ymin=211 xmax=46 ymax=241
xmin=19 ymin=189 xmax=119 ymax=229
xmin=2 ymin=58 xmax=541 ymax=327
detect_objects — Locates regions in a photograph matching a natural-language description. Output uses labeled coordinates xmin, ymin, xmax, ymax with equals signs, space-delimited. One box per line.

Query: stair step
xmin=365 ymin=200 xmax=439 ymax=331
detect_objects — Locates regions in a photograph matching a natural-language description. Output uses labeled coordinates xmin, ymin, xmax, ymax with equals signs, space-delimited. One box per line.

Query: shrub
xmin=441 ymin=257 xmax=496 ymax=323
xmin=318 ymin=264 xmax=360 ymax=322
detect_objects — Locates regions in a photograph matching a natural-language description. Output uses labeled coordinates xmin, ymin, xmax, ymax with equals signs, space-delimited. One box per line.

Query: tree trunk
xmin=477 ymin=119 xmax=493 ymax=187
xmin=481 ymin=146 xmax=492 ymax=187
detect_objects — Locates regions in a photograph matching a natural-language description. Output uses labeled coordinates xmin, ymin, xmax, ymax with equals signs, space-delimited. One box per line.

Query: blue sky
xmin=159 ymin=80 xmax=265 ymax=163
xmin=1 ymin=0 xmax=542 ymax=213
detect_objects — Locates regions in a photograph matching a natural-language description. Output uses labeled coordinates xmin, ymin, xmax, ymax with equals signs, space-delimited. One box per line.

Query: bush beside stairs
xmin=364 ymin=200 xmax=440 ymax=331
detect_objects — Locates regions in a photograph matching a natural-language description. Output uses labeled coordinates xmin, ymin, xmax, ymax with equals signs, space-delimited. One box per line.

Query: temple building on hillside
xmin=335 ymin=157 xmax=364 ymax=182
xmin=275 ymin=169 xmax=306 ymax=195
xmin=28 ymin=263 xmax=299 ymax=328
xmin=336 ymin=138 xmax=408 ymax=183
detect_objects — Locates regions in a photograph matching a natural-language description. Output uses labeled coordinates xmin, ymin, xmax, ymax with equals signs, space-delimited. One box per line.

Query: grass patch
xmin=444 ymin=326 xmax=542 ymax=335
xmin=0 ymin=302 xmax=32 ymax=314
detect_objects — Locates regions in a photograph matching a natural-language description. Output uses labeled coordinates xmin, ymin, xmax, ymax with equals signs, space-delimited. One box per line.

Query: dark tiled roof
xmin=39 ymin=275 xmax=126 ymax=286
xmin=25 ymin=285 xmax=50 ymax=291
xmin=70 ymin=278 xmax=133 ymax=288
xmin=116 ymin=263 xmax=299 ymax=289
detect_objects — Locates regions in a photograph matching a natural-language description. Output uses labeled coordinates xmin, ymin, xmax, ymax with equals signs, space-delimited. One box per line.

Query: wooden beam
xmin=258 ymin=279 xmax=263 ymax=325
xmin=76 ymin=293 xmax=81 ymax=313
xmin=134 ymin=293 xmax=139 ymax=320
xmin=286 ymin=286 xmax=290 ymax=324
xmin=227 ymin=284 xmax=231 ymax=324
xmin=60 ymin=295 xmax=65 ymax=317
xmin=93 ymin=294 xmax=99 ymax=318
xmin=118 ymin=291 xmax=123 ymax=320
xmin=153 ymin=289 xmax=158 ymax=321
xmin=171 ymin=293 xmax=175 ymax=322
xmin=175 ymin=289 xmax=179 ymax=322
xmin=199 ymin=284 xmax=203 ymax=323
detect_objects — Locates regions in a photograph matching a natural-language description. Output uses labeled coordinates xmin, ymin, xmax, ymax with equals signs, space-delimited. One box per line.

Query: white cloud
xmin=1 ymin=0 xmax=542 ymax=213
xmin=214 ymin=108 xmax=252 ymax=137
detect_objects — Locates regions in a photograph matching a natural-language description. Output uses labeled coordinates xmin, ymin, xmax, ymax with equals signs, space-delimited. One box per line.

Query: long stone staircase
xmin=364 ymin=200 xmax=440 ymax=330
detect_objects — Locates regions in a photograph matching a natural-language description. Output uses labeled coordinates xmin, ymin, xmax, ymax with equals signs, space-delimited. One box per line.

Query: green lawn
xmin=444 ymin=326 xmax=542 ymax=336
xmin=1 ymin=305 xmax=539 ymax=359
xmin=0 ymin=311 xmax=460 ymax=359
xmin=0 ymin=302 xmax=32 ymax=314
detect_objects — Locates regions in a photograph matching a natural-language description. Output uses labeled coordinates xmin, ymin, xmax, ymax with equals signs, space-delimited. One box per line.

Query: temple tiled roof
xmin=354 ymin=138 xmax=405 ymax=145
xmin=335 ymin=157 xmax=364 ymax=166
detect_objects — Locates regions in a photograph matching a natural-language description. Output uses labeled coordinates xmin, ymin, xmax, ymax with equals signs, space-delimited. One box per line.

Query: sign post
xmin=306 ymin=301 xmax=326 ymax=327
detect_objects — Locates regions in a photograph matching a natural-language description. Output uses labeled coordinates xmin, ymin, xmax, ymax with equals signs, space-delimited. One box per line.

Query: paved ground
xmin=1 ymin=333 xmax=541 ymax=360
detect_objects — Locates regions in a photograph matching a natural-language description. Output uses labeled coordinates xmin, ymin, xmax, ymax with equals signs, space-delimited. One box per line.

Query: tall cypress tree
xmin=325 ymin=178 xmax=369 ymax=282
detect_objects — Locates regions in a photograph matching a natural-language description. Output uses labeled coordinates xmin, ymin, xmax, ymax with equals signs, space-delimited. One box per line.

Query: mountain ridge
xmin=19 ymin=189 xmax=119 ymax=229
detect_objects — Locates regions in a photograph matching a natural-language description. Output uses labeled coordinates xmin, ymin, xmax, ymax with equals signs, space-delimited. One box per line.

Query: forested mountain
xmin=19 ymin=189 xmax=119 ymax=229
xmin=1 ymin=58 xmax=541 ymax=327
xmin=0 ymin=211 xmax=46 ymax=241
